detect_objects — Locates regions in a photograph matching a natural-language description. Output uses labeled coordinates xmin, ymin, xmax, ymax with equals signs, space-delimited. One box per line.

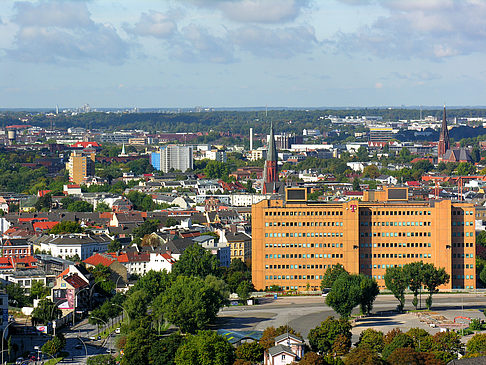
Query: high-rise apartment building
xmin=252 ymin=187 xmax=475 ymax=292
xmin=66 ymin=150 xmax=95 ymax=184
xmin=150 ymin=145 xmax=193 ymax=173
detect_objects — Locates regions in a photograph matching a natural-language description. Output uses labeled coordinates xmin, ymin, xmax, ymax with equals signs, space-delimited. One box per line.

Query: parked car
xmin=115 ymin=328 xmax=121 ymax=334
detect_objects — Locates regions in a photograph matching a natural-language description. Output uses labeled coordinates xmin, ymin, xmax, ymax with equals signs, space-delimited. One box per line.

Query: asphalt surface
xmin=217 ymin=293 xmax=486 ymax=342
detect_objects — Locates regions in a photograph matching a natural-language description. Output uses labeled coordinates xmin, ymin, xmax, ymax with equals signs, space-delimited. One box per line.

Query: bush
xmin=470 ymin=318 xmax=483 ymax=331
xmin=357 ymin=329 xmax=384 ymax=353
xmin=343 ymin=347 xmax=384 ymax=365
xmin=467 ymin=333 xmax=486 ymax=354
xmin=382 ymin=333 xmax=413 ymax=360
xmin=308 ymin=317 xmax=352 ymax=355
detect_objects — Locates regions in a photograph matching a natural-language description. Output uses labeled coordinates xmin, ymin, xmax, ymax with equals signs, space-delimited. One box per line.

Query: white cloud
xmin=124 ymin=10 xmax=177 ymax=39
xmin=334 ymin=0 xmax=486 ymax=60
xmin=7 ymin=0 xmax=129 ymax=64
xmin=192 ymin=0 xmax=311 ymax=23
xmin=171 ymin=24 xmax=236 ymax=63
xmin=231 ymin=25 xmax=318 ymax=58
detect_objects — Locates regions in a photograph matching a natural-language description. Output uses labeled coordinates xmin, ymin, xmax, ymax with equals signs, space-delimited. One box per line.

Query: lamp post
xmin=90 ymin=316 xmax=107 ymax=337
xmin=1 ymin=321 xmax=14 ymax=365
xmin=50 ymin=299 xmax=64 ymax=337
xmin=111 ymin=303 xmax=130 ymax=325
xmin=77 ymin=336 xmax=88 ymax=364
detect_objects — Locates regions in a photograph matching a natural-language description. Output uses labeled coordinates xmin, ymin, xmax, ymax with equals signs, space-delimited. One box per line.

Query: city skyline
xmin=1 ymin=0 xmax=486 ymax=108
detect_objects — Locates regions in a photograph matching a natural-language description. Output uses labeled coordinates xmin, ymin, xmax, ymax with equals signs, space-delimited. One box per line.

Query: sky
xmin=1 ymin=0 xmax=486 ymax=109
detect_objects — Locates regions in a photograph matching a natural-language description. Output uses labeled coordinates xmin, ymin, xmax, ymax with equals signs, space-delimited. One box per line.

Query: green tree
xmin=406 ymin=328 xmax=434 ymax=352
xmin=67 ymin=200 xmax=93 ymax=212
xmin=403 ymin=262 xmax=424 ymax=309
xmin=321 ymin=263 xmax=348 ymax=290
xmin=421 ymin=263 xmax=450 ymax=309
xmin=456 ymin=162 xmax=476 ymax=176
xmin=132 ymin=219 xmax=160 ymax=241
xmin=326 ymin=273 xmax=361 ymax=318
xmin=165 ymin=217 xmax=178 ymax=227
xmin=362 ymin=165 xmax=380 ymax=179
xmin=356 ymin=146 xmax=369 ymax=161
xmin=204 ymin=160 xmax=230 ymax=179
xmin=126 ymin=191 xmax=156 ymax=211
xmin=121 ymin=324 xmax=157 ymax=365
xmin=432 ymin=331 xmax=461 ymax=362
xmin=344 ymin=347 xmax=384 ymax=365
xmin=236 ymin=280 xmax=254 ymax=301
xmin=384 ymin=266 xmax=409 ymax=312
xmin=31 ymin=299 xmax=62 ymax=325
xmin=308 ymin=316 xmax=352 ymax=354
xmin=172 ymin=243 xmax=221 ymax=278
xmin=87 ymin=354 xmax=116 ymax=365
xmin=332 ymin=333 xmax=351 ymax=356
xmin=30 ymin=280 xmax=50 ymax=301
xmin=359 ymin=275 xmax=379 ymax=315
xmin=175 ymin=330 xmax=235 ymax=365
xmin=124 ymin=290 xmax=150 ymax=320
xmin=107 ymin=239 xmax=122 ymax=252
xmin=34 ymin=194 xmax=52 ymax=211
xmin=235 ymin=342 xmax=264 ymax=363
xmin=382 ymin=333 xmax=413 ymax=360
xmin=259 ymin=325 xmax=301 ymax=351
xmin=466 ymin=333 xmax=486 ymax=354
xmin=161 ymin=275 xmax=224 ymax=333
xmin=41 ymin=336 xmax=63 ymax=356
xmin=2 ymin=283 xmax=28 ymax=307
xmin=357 ymin=329 xmax=384 ymax=353
xmin=131 ymin=269 xmax=172 ymax=301
xmin=50 ymin=221 xmax=84 ymax=234
xmin=95 ymin=202 xmax=111 ymax=212
xmin=352 ymin=178 xmax=361 ymax=191
xmin=148 ymin=333 xmax=183 ymax=365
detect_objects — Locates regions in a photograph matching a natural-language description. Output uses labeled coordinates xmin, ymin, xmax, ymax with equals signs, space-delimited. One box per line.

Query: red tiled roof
xmin=57 ymin=267 xmax=70 ymax=279
xmin=71 ymin=141 xmax=101 ymax=148
xmin=64 ymin=274 xmax=89 ymax=289
xmin=33 ymin=221 xmax=59 ymax=231
xmin=19 ymin=217 xmax=48 ymax=223
xmin=83 ymin=253 xmax=115 ymax=267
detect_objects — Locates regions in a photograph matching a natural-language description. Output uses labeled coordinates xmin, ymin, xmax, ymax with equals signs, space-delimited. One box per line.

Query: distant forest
xmin=2 ymin=108 xmax=486 ymax=136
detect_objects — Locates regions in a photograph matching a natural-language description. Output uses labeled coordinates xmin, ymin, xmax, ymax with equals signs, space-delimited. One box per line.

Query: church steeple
xmin=438 ymin=105 xmax=450 ymax=160
xmin=262 ymin=121 xmax=278 ymax=194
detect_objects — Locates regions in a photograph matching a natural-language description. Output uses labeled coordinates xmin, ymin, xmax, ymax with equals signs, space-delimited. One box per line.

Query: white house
xmin=35 ymin=234 xmax=111 ymax=260
xmin=264 ymin=333 xmax=305 ymax=365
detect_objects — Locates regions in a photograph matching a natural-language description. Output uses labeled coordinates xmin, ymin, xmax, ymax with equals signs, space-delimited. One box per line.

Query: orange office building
xmin=251 ymin=187 xmax=476 ymax=291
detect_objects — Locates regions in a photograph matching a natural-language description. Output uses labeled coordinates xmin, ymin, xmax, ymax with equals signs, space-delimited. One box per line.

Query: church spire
xmin=262 ymin=121 xmax=278 ymax=194
xmin=438 ymin=105 xmax=450 ymax=160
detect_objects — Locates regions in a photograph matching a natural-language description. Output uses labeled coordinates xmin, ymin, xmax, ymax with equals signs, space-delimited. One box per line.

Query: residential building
xmin=66 ymin=150 xmax=95 ymax=184
xmin=264 ymin=333 xmax=305 ymax=365
xmin=252 ymin=187 xmax=475 ymax=292
xmin=33 ymin=234 xmax=111 ymax=260
xmin=220 ymin=231 xmax=252 ymax=265
xmin=0 ymin=291 xmax=8 ymax=338
xmin=52 ymin=273 xmax=90 ymax=318
xmin=1 ymin=239 xmax=32 ymax=258
xmin=150 ymin=145 xmax=193 ymax=173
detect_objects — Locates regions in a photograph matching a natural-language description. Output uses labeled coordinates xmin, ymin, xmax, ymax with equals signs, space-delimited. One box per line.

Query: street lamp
xmin=1 ymin=321 xmax=14 ymax=365
xmin=111 ymin=303 xmax=130 ymax=324
xmin=77 ymin=336 xmax=88 ymax=364
xmin=50 ymin=299 xmax=65 ymax=337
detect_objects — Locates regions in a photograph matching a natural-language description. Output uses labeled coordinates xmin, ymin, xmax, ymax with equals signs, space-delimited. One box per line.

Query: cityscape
xmin=2 ymin=1 xmax=486 ymax=365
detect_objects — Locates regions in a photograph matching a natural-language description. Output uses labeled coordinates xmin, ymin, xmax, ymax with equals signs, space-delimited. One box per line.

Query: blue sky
xmin=1 ymin=0 xmax=486 ymax=108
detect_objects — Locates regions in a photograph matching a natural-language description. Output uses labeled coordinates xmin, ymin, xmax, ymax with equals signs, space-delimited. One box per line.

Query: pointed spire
xmin=267 ymin=121 xmax=277 ymax=163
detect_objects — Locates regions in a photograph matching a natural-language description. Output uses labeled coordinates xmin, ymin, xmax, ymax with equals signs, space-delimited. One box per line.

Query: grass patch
xmin=99 ymin=318 xmax=127 ymax=339
xmin=44 ymin=357 xmax=63 ymax=364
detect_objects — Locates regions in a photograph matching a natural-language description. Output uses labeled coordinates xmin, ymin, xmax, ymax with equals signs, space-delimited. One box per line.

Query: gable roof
xmin=64 ymin=274 xmax=89 ymax=289
xmin=274 ymin=333 xmax=304 ymax=344
xmin=83 ymin=253 xmax=116 ymax=267
xmin=267 ymin=344 xmax=296 ymax=357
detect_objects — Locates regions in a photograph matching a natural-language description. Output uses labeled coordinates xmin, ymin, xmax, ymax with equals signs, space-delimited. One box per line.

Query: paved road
xmin=217 ymin=293 xmax=486 ymax=341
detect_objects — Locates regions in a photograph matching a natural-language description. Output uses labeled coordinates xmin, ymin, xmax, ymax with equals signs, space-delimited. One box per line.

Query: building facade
xmin=150 ymin=145 xmax=193 ymax=173
xmin=66 ymin=150 xmax=95 ymax=184
xmin=252 ymin=187 xmax=475 ymax=292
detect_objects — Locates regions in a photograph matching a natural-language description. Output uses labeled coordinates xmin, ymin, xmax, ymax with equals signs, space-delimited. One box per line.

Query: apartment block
xmin=150 ymin=145 xmax=193 ymax=173
xmin=66 ymin=150 xmax=95 ymax=184
xmin=252 ymin=187 xmax=475 ymax=292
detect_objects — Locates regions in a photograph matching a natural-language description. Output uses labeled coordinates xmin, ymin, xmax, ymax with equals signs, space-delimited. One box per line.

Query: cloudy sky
xmin=1 ymin=0 xmax=486 ymax=108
